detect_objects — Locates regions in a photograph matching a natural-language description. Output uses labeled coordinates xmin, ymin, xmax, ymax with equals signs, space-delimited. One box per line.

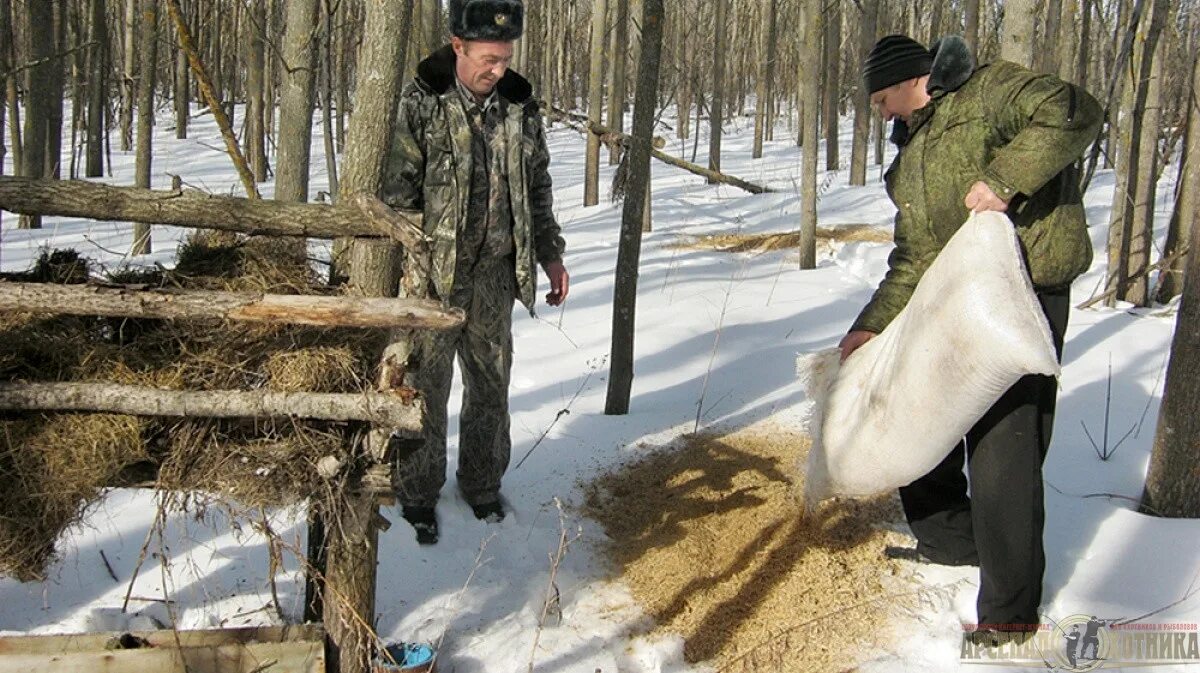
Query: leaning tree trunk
xmin=86 ymin=0 xmax=109 ymax=177
xmin=583 ymin=0 xmax=609 ymax=205
xmin=849 ymin=0 xmax=879 ymax=185
xmin=19 ymin=0 xmax=54 ymax=230
xmin=708 ymin=0 xmax=727 ymax=181
xmin=1001 ymin=0 xmax=1038 ymax=68
xmin=1156 ymin=51 xmax=1199 ymax=303
xmin=173 ymin=1 xmax=189 ymax=140
xmin=822 ymin=0 xmax=840 ymax=172
xmin=752 ymin=0 xmax=778 ymax=160
xmin=1141 ymin=163 xmax=1200 ymax=518
xmin=605 ymin=0 xmax=664 ymax=416
xmin=131 ymin=0 xmax=157 ymax=255
xmin=275 ymin=0 xmax=320 ymax=204
xmin=799 ymin=0 xmax=821 ymax=269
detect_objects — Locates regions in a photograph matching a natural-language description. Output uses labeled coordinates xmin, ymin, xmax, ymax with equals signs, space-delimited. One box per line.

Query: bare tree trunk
xmin=275 ymin=0 xmax=320 ymax=204
xmin=131 ymin=0 xmax=157 ymax=255
xmin=19 ymin=0 xmax=54 ymax=230
xmin=1123 ymin=0 xmax=1167 ymax=305
xmin=1141 ymin=153 xmax=1200 ymax=518
xmin=584 ymin=0 xmax=609 ymax=205
xmin=44 ymin=0 xmax=66 ymax=180
xmin=752 ymin=0 xmax=778 ymax=160
xmin=1105 ymin=0 xmax=1166 ymax=307
xmin=335 ymin=0 xmax=413 ymax=289
xmin=606 ymin=0 xmax=664 ymax=416
xmin=320 ymin=0 xmax=338 ymax=199
xmin=1001 ymin=0 xmax=1038 ymax=67
xmin=3 ymin=0 xmax=20 ymax=177
xmin=1041 ymin=0 xmax=1063 ymax=73
xmin=708 ymin=0 xmax=727 ymax=180
xmin=822 ymin=0 xmax=840 ymax=171
xmin=86 ymin=0 xmax=109 ymax=177
xmin=676 ymin=3 xmax=691 ymax=141
xmin=1076 ymin=0 xmax=1092 ymax=88
xmin=606 ymin=0 xmax=628 ymax=165
xmin=1056 ymin=0 xmax=1078 ymax=82
xmin=335 ymin=0 xmax=348 ymax=152
xmin=174 ymin=0 xmax=189 ymax=140
xmin=121 ymin=0 xmax=135 ymax=151
xmin=0 ymin=0 xmax=8 ymax=236
xmin=799 ymin=0 xmax=821 ymax=268
xmin=850 ymin=0 xmax=879 ymax=185
xmin=964 ymin=0 xmax=980 ymax=59
xmin=247 ymin=0 xmax=268 ymax=183
xmin=1156 ymin=52 xmax=1199 ymax=303
xmin=795 ymin=0 xmax=807 ymax=149
xmin=209 ymin=0 xmax=223 ymax=104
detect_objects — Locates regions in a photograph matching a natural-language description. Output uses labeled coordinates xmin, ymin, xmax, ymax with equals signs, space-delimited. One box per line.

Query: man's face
xmin=452 ymin=37 xmax=514 ymax=98
xmin=869 ymin=76 xmax=931 ymax=122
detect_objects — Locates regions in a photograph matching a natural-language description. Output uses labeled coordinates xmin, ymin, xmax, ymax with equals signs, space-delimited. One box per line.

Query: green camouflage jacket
xmin=852 ymin=37 xmax=1102 ymax=334
xmin=381 ymin=45 xmax=565 ymax=313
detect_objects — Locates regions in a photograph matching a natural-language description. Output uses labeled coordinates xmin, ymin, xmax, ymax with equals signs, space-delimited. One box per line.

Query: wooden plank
xmin=0 ymin=282 xmax=465 ymax=331
xmin=0 ymin=626 xmax=324 ymax=673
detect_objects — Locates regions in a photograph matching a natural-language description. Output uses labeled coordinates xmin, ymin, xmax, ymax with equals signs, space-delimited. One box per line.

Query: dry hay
xmin=583 ymin=424 xmax=914 ymax=672
xmin=670 ymin=225 xmax=892 ymax=254
xmin=0 ymin=239 xmax=390 ymax=580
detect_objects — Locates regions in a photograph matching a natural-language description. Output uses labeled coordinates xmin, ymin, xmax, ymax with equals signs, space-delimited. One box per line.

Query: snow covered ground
xmin=1 ymin=102 xmax=1197 ymax=672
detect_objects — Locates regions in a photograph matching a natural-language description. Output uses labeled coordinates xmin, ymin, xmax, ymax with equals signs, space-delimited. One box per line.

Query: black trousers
xmin=898 ymin=289 xmax=1070 ymax=629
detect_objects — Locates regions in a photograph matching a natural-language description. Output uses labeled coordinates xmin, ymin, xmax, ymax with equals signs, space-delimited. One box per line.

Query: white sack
xmin=798 ymin=211 xmax=1060 ymax=511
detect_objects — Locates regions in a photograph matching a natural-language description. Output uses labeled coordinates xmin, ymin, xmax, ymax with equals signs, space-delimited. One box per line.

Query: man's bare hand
xmin=839 ymin=330 xmax=876 ymax=362
xmin=964 ymin=181 xmax=1009 ymax=213
xmin=543 ymin=260 xmax=570 ymax=306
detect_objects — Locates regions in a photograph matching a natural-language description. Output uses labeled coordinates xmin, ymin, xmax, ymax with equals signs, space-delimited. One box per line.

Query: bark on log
xmin=0 ymin=382 xmax=424 ymax=431
xmin=0 ymin=177 xmax=423 ymax=241
xmin=0 ymin=282 xmax=464 ymax=330
xmin=584 ymin=122 xmax=774 ymax=194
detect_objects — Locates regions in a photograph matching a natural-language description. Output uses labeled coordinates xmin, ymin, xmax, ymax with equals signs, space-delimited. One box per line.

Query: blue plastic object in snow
xmin=375 ymin=642 xmax=437 ymax=673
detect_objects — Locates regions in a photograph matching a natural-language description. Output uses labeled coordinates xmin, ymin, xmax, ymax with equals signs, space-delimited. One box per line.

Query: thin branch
xmin=0 ymin=40 xmax=98 ymax=79
xmin=163 ymin=0 xmax=260 ymax=199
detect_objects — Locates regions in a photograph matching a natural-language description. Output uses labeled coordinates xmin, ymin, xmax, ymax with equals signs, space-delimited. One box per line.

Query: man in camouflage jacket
xmin=380 ymin=0 xmax=567 ymax=544
xmin=842 ymin=35 xmax=1102 ymax=642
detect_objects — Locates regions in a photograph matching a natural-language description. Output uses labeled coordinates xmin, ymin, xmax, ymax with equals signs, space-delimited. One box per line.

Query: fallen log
xmin=578 ymin=121 xmax=776 ymax=195
xmin=0 ymin=281 xmax=465 ymax=330
xmin=0 ymin=176 xmax=424 ymax=242
xmin=0 ymin=382 xmax=424 ymax=430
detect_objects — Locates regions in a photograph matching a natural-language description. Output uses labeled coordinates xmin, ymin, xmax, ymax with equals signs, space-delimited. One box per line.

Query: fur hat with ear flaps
xmin=449 ymin=0 xmax=524 ymax=41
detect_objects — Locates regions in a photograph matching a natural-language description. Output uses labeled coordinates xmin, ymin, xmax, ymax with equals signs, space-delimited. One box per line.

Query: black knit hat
xmin=862 ymin=34 xmax=933 ymax=94
xmin=449 ymin=0 xmax=524 ymax=41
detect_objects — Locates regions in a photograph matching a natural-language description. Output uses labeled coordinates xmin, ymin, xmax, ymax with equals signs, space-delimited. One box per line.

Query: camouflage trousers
xmin=393 ymin=256 xmax=515 ymax=508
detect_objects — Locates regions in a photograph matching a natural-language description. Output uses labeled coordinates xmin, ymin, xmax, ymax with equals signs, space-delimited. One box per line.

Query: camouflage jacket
xmin=381 ymin=45 xmax=565 ymax=313
xmin=852 ymin=37 xmax=1102 ymax=334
